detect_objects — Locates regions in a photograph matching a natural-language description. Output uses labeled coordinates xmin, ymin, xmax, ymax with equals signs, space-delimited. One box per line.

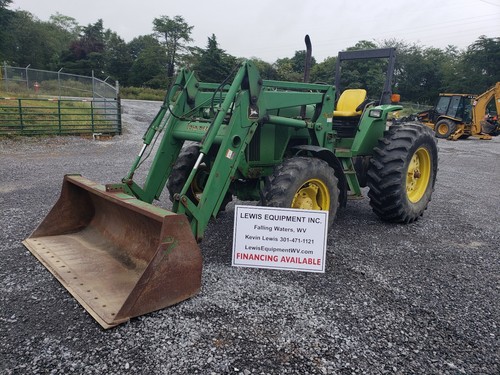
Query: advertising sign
xmin=232 ymin=205 xmax=328 ymax=273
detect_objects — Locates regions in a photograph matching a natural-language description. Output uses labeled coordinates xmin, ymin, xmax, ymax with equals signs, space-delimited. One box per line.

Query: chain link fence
xmin=1 ymin=63 xmax=118 ymax=99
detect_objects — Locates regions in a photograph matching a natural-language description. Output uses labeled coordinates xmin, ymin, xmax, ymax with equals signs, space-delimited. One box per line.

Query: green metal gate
xmin=0 ymin=97 xmax=121 ymax=135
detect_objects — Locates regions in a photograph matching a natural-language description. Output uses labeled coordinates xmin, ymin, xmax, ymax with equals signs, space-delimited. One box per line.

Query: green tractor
xmin=24 ymin=46 xmax=438 ymax=328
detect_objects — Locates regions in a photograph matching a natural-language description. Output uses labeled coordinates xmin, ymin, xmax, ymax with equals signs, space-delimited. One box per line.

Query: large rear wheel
xmin=367 ymin=123 xmax=438 ymax=223
xmin=263 ymin=157 xmax=339 ymax=228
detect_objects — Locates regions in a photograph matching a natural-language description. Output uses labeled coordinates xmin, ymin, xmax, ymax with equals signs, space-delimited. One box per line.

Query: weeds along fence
xmin=0 ymin=64 xmax=121 ymax=136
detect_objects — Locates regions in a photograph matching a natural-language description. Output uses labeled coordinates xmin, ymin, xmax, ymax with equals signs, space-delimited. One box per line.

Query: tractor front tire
xmin=263 ymin=157 xmax=339 ymax=228
xmin=166 ymin=143 xmax=231 ymax=209
xmin=367 ymin=123 xmax=438 ymax=223
xmin=435 ymin=119 xmax=456 ymax=138
xmin=167 ymin=143 xmax=202 ymax=202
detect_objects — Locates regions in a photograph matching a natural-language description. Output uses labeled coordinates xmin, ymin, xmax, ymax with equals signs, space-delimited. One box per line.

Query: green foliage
xmin=120 ymin=87 xmax=165 ymax=101
xmin=274 ymin=58 xmax=302 ymax=82
xmin=336 ymin=41 xmax=387 ymax=100
xmin=192 ymin=34 xmax=237 ymax=83
xmin=310 ymin=56 xmax=336 ymax=84
xmin=382 ymin=40 xmax=444 ymax=103
xmin=153 ymin=15 xmax=193 ymax=78
xmin=0 ymin=81 xmax=28 ymax=95
xmin=60 ymin=19 xmax=106 ymax=75
xmin=290 ymin=50 xmax=316 ymax=76
xmin=0 ymin=77 xmax=104 ymax=98
xmin=273 ymin=50 xmax=317 ymax=82
xmin=0 ymin=1 xmax=14 ymax=62
xmin=459 ymin=36 xmax=500 ymax=93
xmin=103 ymin=31 xmax=132 ymax=85
xmin=49 ymin=12 xmax=80 ymax=36
xmin=250 ymin=59 xmax=277 ymax=80
xmin=2 ymin=11 xmax=68 ymax=67
xmin=127 ymin=36 xmax=169 ymax=88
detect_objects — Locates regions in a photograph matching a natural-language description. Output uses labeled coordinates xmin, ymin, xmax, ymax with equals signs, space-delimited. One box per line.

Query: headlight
xmin=369 ymin=109 xmax=382 ymax=118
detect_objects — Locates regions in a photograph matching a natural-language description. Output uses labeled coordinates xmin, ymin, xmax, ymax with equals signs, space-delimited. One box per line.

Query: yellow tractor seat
xmin=333 ymin=89 xmax=367 ymax=117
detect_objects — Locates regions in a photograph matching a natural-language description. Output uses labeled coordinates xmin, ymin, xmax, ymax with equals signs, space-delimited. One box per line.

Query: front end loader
xmin=24 ymin=55 xmax=438 ymax=328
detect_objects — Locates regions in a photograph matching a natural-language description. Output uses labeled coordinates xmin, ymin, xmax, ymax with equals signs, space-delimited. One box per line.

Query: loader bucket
xmin=23 ymin=175 xmax=202 ymax=329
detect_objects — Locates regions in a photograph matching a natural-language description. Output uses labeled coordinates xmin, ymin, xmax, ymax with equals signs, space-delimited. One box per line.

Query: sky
xmin=9 ymin=0 xmax=500 ymax=63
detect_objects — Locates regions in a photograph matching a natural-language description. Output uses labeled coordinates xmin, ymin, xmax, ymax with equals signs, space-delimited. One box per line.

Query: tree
xmin=439 ymin=45 xmax=462 ymax=93
xmin=153 ymin=15 xmax=193 ymax=78
xmin=127 ymin=35 xmax=168 ymax=88
xmin=418 ymin=47 xmax=452 ymax=102
xmin=290 ymin=50 xmax=316 ymax=77
xmin=128 ymin=35 xmax=159 ymax=59
xmin=61 ymin=19 xmax=106 ymax=75
xmin=0 ymin=0 xmax=14 ymax=62
xmin=3 ymin=11 xmax=64 ymax=68
xmin=192 ymin=34 xmax=237 ymax=82
xmin=459 ymin=36 xmax=500 ymax=93
xmin=103 ymin=30 xmax=132 ymax=85
xmin=336 ymin=41 xmax=387 ymax=100
xmin=0 ymin=5 xmax=15 ymax=63
xmin=49 ymin=12 xmax=80 ymax=37
xmin=274 ymin=57 xmax=302 ymax=82
xmin=380 ymin=39 xmax=460 ymax=103
xmin=43 ymin=13 xmax=82 ymax=70
xmin=251 ymin=58 xmax=277 ymax=80
xmin=273 ymin=49 xmax=316 ymax=83
xmin=310 ymin=56 xmax=336 ymax=84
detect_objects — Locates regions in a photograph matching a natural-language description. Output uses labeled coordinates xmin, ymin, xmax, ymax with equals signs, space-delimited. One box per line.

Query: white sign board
xmin=232 ymin=205 xmax=328 ymax=273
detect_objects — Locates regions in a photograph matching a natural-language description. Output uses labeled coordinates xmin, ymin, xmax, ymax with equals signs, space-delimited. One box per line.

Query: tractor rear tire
xmin=262 ymin=157 xmax=339 ymax=228
xmin=166 ymin=143 xmax=231 ymax=209
xmin=366 ymin=123 xmax=438 ymax=223
xmin=434 ymin=119 xmax=456 ymax=138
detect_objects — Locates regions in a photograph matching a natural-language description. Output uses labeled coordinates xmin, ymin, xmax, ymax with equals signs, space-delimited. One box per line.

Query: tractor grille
xmin=332 ymin=118 xmax=359 ymax=138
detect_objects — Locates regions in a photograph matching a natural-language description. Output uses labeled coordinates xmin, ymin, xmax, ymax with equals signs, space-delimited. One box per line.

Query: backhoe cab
xmin=24 ymin=42 xmax=438 ymax=328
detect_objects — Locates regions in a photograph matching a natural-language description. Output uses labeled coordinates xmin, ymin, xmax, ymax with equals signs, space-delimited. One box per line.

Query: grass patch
xmin=120 ymin=87 xmax=166 ymax=101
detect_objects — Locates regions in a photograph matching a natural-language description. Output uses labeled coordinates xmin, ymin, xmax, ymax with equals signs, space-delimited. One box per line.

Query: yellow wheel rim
xmin=291 ymin=179 xmax=330 ymax=210
xmin=190 ymin=165 xmax=208 ymax=202
xmin=437 ymin=123 xmax=448 ymax=135
xmin=406 ymin=147 xmax=431 ymax=203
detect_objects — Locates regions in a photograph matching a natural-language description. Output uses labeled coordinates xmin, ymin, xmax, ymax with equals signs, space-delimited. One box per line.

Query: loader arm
xmin=471 ymin=82 xmax=500 ymax=134
xmin=174 ymin=66 xmax=262 ymax=240
xmin=118 ymin=62 xmax=265 ymax=240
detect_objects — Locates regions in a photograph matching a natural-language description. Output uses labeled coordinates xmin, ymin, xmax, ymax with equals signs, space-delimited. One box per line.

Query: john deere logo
xmin=248 ymin=105 xmax=259 ymax=119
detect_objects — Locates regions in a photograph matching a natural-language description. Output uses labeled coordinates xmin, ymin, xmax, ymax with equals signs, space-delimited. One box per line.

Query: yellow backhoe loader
xmin=417 ymin=82 xmax=500 ymax=140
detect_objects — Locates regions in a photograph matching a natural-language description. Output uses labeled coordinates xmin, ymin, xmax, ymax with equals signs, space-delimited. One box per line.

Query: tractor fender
xmin=292 ymin=145 xmax=348 ymax=208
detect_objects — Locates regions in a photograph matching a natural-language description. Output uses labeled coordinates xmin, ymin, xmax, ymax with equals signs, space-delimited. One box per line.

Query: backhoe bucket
xmin=23 ymin=175 xmax=202 ymax=329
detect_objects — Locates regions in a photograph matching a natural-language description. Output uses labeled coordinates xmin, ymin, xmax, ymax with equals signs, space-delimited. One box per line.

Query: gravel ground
xmin=1 ymin=99 xmax=499 ymax=374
